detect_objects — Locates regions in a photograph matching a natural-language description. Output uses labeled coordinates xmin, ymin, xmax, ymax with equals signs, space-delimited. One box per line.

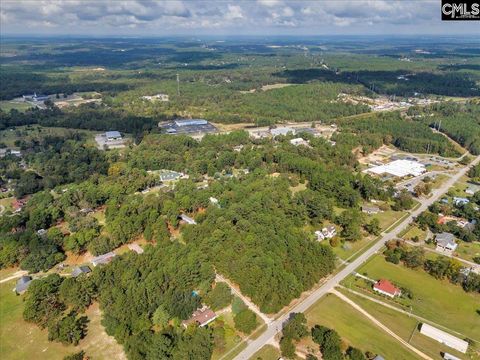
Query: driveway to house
xmin=233 ymin=155 xmax=480 ymax=360
xmin=0 ymin=270 xmax=28 ymax=284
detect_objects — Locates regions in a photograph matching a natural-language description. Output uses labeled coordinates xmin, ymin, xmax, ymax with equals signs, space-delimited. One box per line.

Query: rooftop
xmin=182 ymin=306 xmax=217 ymax=327
xmin=373 ymin=279 xmax=401 ymax=296
xmin=365 ymin=159 xmax=426 ymax=178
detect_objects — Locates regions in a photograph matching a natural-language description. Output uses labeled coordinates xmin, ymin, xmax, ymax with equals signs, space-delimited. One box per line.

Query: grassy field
xmin=339 ymin=289 xmax=475 ymax=360
xmin=251 ymin=345 xmax=281 ymax=360
xmin=370 ymin=209 xmax=406 ymax=230
xmin=332 ymin=236 xmax=377 ymax=261
xmin=0 ymin=279 xmax=125 ymax=360
xmin=0 ymin=125 xmax=97 ymax=148
xmin=0 ymin=101 xmax=33 ymax=112
xmin=303 ymin=293 xmax=418 ymax=359
xmin=455 ymin=241 xmax=480 ymax=263
xmin=0 ymin=197 xmax=14 ymax=213
xmin=350 ymin=255 xmax=480 ymax=340
xmin=402 ymin=225 xmax=428 ymax=242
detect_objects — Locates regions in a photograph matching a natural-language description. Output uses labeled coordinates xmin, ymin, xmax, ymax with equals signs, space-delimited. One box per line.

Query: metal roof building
xmin=72 ymin=265 xmax=91 ymax=277
xmin=365 ymin=160 xmax=426 ymax=178
xmin=174 ymin=119 xmax=208 ymax=127
xmin=419 ymin=323 xmax=469 ymax=353
xmin=105 ymin=131 xmax=122 ymax=140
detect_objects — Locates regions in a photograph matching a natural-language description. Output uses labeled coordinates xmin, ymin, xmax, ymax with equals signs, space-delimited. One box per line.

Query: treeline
xmin=427 ymin=102 xmax=480 ymax=155
xmin=0 ymin=104 xmax=159 ymax=134
xmin=338 ymin=112 xmax=459 ymax=157
xmin=384 ymin=241 xmax=480 ymax=293
xmin=1 ymin=134 xmax=108 ymax=197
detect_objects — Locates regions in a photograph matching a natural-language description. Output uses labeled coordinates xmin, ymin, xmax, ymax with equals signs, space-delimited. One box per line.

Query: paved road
xmin=234 ymin=155 xmax=480 ymax=360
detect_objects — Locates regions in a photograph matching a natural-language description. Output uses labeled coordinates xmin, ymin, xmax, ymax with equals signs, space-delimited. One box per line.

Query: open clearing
xmin=0 ymin=279 xmax=125 ymax=360
xmin=303 ymin=293 xmax=418 ymax=359
xmin=339 ymin=288 xmax=475 ymax=360
xmin=250 ymin=344 xmax=280 ymax=360
xmin=0 ymin=101 xmax=33 ymax=112
xmin=349 ymin=255 xmax=480 ymax=339
xmin=0 ymin=125 xmax=96 ymax=149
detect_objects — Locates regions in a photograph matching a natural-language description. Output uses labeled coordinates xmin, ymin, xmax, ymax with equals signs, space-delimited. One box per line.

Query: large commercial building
xmin=160 ymin=119 xmax=217 ymax=135
xmin=364 ymin=159 xmax=426 ymax=178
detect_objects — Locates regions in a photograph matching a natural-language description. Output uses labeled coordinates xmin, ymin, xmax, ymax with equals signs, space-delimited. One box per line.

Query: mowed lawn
xmin=0 ymin=280 xmax=125 ymax=360
xmin=339 ymin=289 xmax=472 ymax=360
xmin=354 ymin=255 xmax=480 ymax=340
xmin=251 ymin=344 xmax=281 ymax=360
xmin=304 ymin=293 xmax=418 ymax=359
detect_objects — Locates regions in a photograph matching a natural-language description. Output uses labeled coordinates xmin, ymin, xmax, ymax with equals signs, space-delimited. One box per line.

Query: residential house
xmin=435 ymin=232 xmax=457 ymax=253
xmin=128 ymin=243 xmax=144 ymax=254
xmin=182 ymin=306 xmax=217 ymax=327
xmin=15 ymin=276 xmax=32 ymax=294
xmin=91 ymin=252 xmax=116 ymax=267
xmin=453 ymin=197 xmax=470 ymax=206
xmin=465 ymin=183 xmax=480 ymax=195
xmin=315 ymin=226 xmax=336 ymax=241
xmin=72 ymin=266 xmax=91 ymax=277
xmin=180 ymin=213 xmax=197 ymax=225
xmin=362 ymin=205 xmax=381 ymax=215
xmin=289 ymin=138 xmax=309 ymax=147
xmin=373 ymin=279 xmax=401 ymax=298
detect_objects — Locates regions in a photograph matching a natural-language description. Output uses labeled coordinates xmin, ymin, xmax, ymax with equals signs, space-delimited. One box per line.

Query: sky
xmin=1 ymin=0 xmax=478 ymax=37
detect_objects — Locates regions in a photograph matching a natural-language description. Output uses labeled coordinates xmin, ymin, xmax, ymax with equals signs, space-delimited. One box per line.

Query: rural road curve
xmin=0 ymin=270 xmax=28 ymax=284
xmin=234 ymin=155 xmax=480 ymax=360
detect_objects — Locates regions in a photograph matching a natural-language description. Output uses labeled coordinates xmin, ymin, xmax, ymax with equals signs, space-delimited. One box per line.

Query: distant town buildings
xmin=159 ymin=119 xmax=218 ymax=136
xmin=95 ymin=131 xmax=126 ymax=150
xmin=270 ymin=127 xmax=295 ymax=137
xmin=289 ymin=138 xmax=309 ymax=147
xmin=142 ymin=93 xmax=169 ymax=102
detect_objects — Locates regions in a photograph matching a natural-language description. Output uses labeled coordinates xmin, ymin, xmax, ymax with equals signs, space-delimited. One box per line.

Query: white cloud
xmin=0 ymin=0 xmax=476 ymax=35
xmin=224 ymin=4 xmax=243 ymax=20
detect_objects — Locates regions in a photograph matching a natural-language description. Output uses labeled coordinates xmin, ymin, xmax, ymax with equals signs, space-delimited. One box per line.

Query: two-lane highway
xmin=234 ymin=155 xmax=480 ymax=360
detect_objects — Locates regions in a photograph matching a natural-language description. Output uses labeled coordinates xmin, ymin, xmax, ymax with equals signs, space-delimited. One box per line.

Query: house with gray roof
xmin=15 ymin=275 xmax=32 ymax=294
xmin=91 ymin=252 xmax=116 ymax=267
xmin=72 ymin=265 xmax=91 ymax=277
xmin=435 ymin=232 xmax=457 ymax=253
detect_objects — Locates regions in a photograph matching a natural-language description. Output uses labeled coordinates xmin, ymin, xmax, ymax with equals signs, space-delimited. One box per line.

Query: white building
xmin=435 ymin=232 xmax=457 ymax=253
xmin=271 ymin=127 xmax=295 ymax=137
xmin=364 ymin=160 xmax=426 ymax=178
xmin=419 ymin=323 xmax=469 ymax=353
xmin=289 ymin=138 xmax=309 ymax=147
xmin=315 ymin=226 xmax=336 ymax=241
xmin=142 ymin=94 xmax=169 ymax=102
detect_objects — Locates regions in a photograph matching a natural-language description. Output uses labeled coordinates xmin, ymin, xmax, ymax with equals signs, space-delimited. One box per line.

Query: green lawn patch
xmin=353 ymin=255 xmax=480 ymax=340
xmin=338 ymin=289 xmax=474 ymax=360
xmin=304 ymin=293 xmax=418 ymax=359
xmin=251 ymin=344 xmax=281 ymax=360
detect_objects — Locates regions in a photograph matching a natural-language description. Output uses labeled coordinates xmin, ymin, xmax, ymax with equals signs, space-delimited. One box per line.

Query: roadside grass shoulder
xmin=250 ymin=344 xmax=280 ymax=360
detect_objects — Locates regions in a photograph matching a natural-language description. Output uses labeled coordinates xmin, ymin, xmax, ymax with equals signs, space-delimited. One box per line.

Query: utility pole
xmin=176 ymin=73 xmax=180 ymax=96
